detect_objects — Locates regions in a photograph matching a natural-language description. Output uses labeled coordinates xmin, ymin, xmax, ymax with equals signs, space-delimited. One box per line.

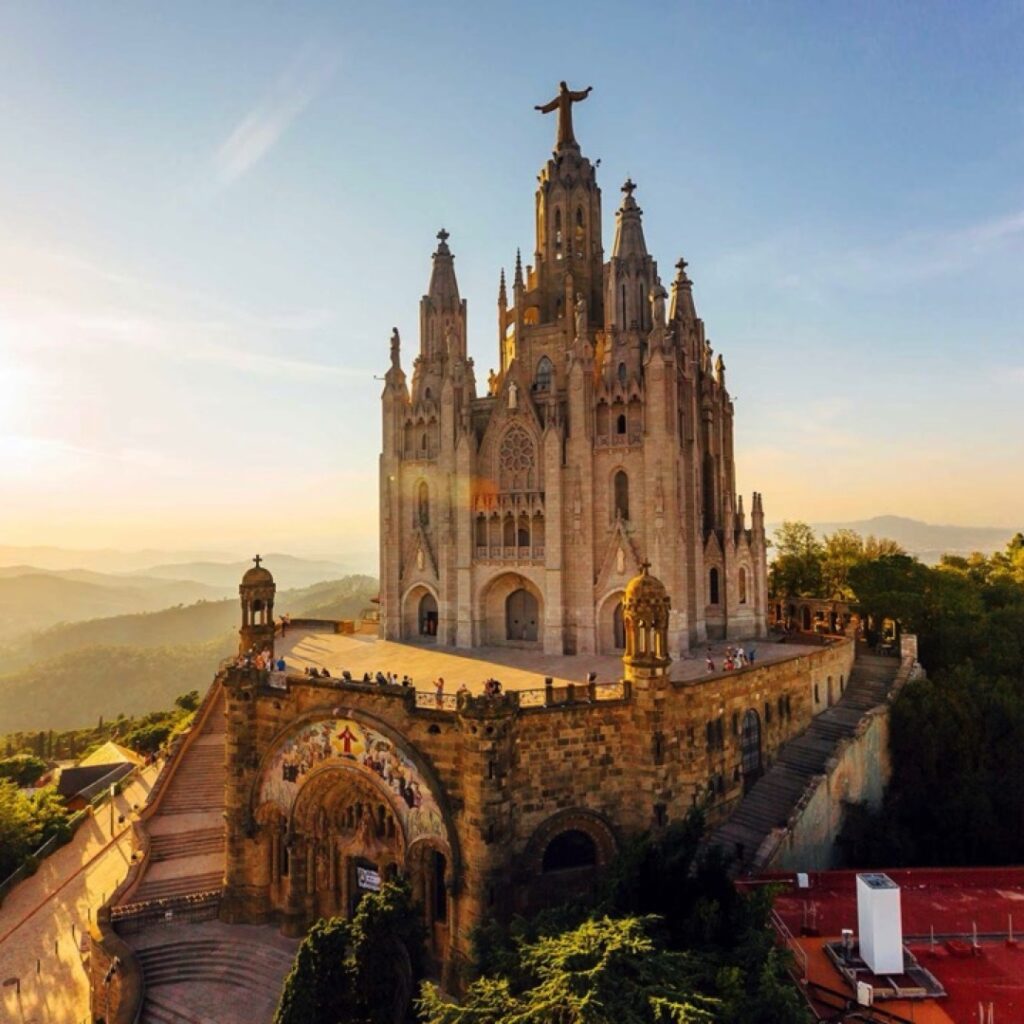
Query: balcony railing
xmin=474 ymin=545 xmax=545 ymax=564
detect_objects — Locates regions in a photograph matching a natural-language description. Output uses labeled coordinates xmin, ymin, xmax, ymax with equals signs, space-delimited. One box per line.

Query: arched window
xmin=475 ymin=516 xmax=487 ymax=547
xmin=613 ymin=470 xmax=629 ymax=520
xmin=574 ymin=206 xmax=585 ymax=258
xmin=739 ymin=567 xmax=748 ymax=604
xmin=424 ymin=387 xmax=432 ymax=400
xmin=709 ymin=567 xmax=720 ymax=605
xmin=417 ymin=481 xmax=429 ymax=525
xmin=535 ymin=355 xmax=553 ymax=392
xmin=616 ymin=413 xmax=627 ymax=435
xmin=542 ymin=829 xmax=596 ymax=872
xmin=554 ymin=208 xmax=563 ymax=260
xmin=499 ymin=426 xmax=536 ymax=491
xmin=617 ymin=362 xmax=627 ymax=386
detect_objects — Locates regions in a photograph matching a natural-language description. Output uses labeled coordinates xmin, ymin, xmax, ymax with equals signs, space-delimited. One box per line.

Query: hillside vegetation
xmin=0 ymin=575 xmax=378 ymax=733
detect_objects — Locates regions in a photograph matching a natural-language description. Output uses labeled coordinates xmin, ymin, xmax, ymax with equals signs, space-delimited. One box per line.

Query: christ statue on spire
xmin=535 ymin=81 xmax=593 ymax=148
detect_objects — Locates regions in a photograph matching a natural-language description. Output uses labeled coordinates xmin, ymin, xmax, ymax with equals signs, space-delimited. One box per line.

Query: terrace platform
xmin=276 ymin=628 xmax=814 ymax=695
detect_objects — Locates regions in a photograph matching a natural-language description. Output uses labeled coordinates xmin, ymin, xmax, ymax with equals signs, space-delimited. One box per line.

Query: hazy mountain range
xmin=767 ymin=515 xmax=1019 ymax=563
xmin=0 ymin=555 xmax=371 ymax=643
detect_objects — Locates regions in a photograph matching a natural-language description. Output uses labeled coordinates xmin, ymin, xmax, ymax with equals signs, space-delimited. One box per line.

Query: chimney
xmin=856 ymin=873 xmax=904 ymax=975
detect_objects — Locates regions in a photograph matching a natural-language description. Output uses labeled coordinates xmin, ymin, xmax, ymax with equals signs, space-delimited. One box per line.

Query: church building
xmin=379 ymin=82 xmax=768 ymax=656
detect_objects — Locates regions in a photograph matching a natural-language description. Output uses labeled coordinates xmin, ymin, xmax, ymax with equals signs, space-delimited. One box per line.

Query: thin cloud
xmin=215 ymin=44 xmax=340 ymax=184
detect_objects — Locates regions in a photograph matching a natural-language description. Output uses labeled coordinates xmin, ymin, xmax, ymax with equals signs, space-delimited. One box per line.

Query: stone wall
xmin=220 ymin=638 xmax=854 ymax=985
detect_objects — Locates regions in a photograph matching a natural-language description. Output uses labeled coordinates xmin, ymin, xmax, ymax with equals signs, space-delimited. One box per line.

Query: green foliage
xmin=450 ymin=814 xmax=808 ymax=1024
xmin=275 ymin=880 xmax=424 ymax=1024
xmin=420 ymin=917 xmax=718 ymax=1024
xmin=839 ymin=535 xmax=1024 ymax=867
xmin=0 ymin=639 xmax=232 ymax=734
xmin=768 ymin=522 xmax=823 ymax=598
xmin=0 ymin=754 xmax=48 ymax=787
xmin=175 ymin=690 xmax=201 ymax=712
xmin=0 ymin=778 xmax=41 ymax=879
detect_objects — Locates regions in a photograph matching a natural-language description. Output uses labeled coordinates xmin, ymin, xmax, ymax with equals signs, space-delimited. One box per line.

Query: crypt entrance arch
xmin=251 ymin=710 xmax=459 ymax=951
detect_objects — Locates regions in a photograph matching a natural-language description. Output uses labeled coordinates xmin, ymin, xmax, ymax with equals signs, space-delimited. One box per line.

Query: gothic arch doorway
xmin=597 ymin=591 xmax=627 ymax=654
xmin=480 ymin=573 xmax=543 ymax=646
xmin=740 ymin=709 xmax=762 ymax=792
xmin=402 ymin=585 xmax=439 ymax=642
xmin=506 ymin=588 xmax=539 ymax=642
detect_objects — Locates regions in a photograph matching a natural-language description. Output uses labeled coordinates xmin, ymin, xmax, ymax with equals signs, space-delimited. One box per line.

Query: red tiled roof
xmin=747 ymin=867 xmax=1024 ymax=1023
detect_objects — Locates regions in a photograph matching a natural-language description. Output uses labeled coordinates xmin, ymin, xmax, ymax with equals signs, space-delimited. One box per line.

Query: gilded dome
xmin=241 ymin=557 xmax=274 ymax=587
xmin=624 ymin=562 xmax=668 ymax=607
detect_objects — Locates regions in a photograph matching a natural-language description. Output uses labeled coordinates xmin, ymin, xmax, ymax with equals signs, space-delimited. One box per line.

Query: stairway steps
xmin=150 ymin=829 xmax=224 ymax=861
xmin=707 ymin=648 xmax=901 ymax=874
xmin=134 ymin=871 xmax=223 ymax=902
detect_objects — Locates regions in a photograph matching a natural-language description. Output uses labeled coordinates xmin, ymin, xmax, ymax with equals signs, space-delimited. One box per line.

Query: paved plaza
xmin=0 ymin=765 xmax=158 ymax=1024
xmin=278 ymin=628 xmax=814 ymax=695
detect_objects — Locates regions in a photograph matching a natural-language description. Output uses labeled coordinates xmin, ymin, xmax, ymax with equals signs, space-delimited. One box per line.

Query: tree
xmin=274 ymin=881 xmax=423 ymax=1024
xmin=0 ymin=754 xmax=48 ymax=788
xmin=418 ymin=917 xmax=718 ymax=1024
xmin=0 ymin=779 xmax=41 ymax=878
xmin=820 ymin=529 xmax=864 ymax=599
xmin=175 ymin=690 xmax=201 ymax=712
xmin=769 ymin=522 xmax=823 ymax=598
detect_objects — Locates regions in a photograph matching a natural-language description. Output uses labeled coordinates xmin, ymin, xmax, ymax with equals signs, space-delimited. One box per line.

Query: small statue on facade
xmin=444 ymin=321 xmax=457 ymax=356
xmin=389 ymin=327 xmax=401 ymax=369
xmin=574 ymin=292 xmax=587 ymax=340
xmin=649 ymin=283 xmax=667 ymax=330
xmin=508 ymin=380 xmax=518 ymax=410
xmin=487 ymin=369 xmax=498 ymax=396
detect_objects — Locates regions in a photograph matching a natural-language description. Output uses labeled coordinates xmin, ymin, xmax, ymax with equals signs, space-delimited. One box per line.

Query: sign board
xmin=356 ymin=867 xmax=381 ymax=892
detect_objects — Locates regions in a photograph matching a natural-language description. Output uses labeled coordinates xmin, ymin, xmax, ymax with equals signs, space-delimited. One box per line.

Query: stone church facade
xmin=380 ymin=84 xmax=768 ymax=657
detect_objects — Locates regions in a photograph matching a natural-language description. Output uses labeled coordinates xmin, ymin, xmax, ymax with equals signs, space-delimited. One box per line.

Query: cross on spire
xmin=621 ymin=178 xmax=636 ymax=198
xmin=252 ymin=554 xmax=262 ymax=568
xmin=436 ymin=227 xmax=450 ymax=244
xmin=675 ymin=257 xmax=688 ymax=273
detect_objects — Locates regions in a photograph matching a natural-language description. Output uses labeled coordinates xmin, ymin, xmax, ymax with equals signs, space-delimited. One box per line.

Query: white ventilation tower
xmin=856 ymin=873 xmax=904 ymax=975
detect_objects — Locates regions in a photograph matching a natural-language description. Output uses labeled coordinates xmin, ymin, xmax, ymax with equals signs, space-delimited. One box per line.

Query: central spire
xmin=534 ymin=81 xmax=593 ymax=150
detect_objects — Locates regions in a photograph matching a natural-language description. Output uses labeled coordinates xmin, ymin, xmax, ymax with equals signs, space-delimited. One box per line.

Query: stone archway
xmin=480 ymin=573 xmax=544 ymax=647
xmin=402 ymin=583 xmax=439 ymax=642
xmin=519 ymin=808 xmax=618 ymax=914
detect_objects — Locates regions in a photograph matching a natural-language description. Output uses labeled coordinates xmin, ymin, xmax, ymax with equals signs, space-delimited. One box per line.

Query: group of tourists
xmin=705 ymin=645 xmax=757 ymax=674
xmin=235 ymin=645 xmax=286 ymax=673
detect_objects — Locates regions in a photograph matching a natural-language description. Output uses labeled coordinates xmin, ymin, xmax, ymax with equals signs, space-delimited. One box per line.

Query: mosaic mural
xmin=258 ymin=716 xmax=447 ymax=846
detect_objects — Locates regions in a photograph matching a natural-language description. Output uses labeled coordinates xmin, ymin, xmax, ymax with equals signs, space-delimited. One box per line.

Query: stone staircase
xmin=150 ymin=827 xmax=225 ymax=862
xmin=157 ymin=739 xmax=225 ymax=816
xmin=708 ymin=650 xmax=900 ymax=875
xmin=118 ymin=684 xmax=227 ymax=911
xmin=136 ymin=930 xmax=297 ymax=1024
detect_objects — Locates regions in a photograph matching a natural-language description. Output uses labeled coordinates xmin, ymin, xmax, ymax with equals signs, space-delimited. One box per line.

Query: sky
xmin=1 ymin=1 xmax=1022 ymax=561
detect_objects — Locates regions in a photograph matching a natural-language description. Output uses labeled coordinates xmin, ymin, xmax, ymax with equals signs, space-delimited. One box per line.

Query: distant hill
xmin=0 ymin=573 xmax=229 ymax=645
xmin=132 ymin=553 xmax=351 ymax=590
xmin=0 ymin=639 xmax=236 ymax=733
xmin=0 ymin=545 xmax=236 ymax=573
xmin=0 ymin=575 xmax=379 ymax=732
xmin=766 ymin=515 xmax=1019 ymax=564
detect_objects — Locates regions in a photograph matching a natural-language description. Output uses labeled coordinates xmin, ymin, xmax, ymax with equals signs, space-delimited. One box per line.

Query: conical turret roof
xmin=611 ymin=179 xmax=648 ymax=260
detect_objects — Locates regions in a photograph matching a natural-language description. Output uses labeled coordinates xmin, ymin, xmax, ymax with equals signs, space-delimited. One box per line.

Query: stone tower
xmin=380 ymin=85 xmax=767 ymax=656
xmin=238 ymin=556 xmax=276 ymax=656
